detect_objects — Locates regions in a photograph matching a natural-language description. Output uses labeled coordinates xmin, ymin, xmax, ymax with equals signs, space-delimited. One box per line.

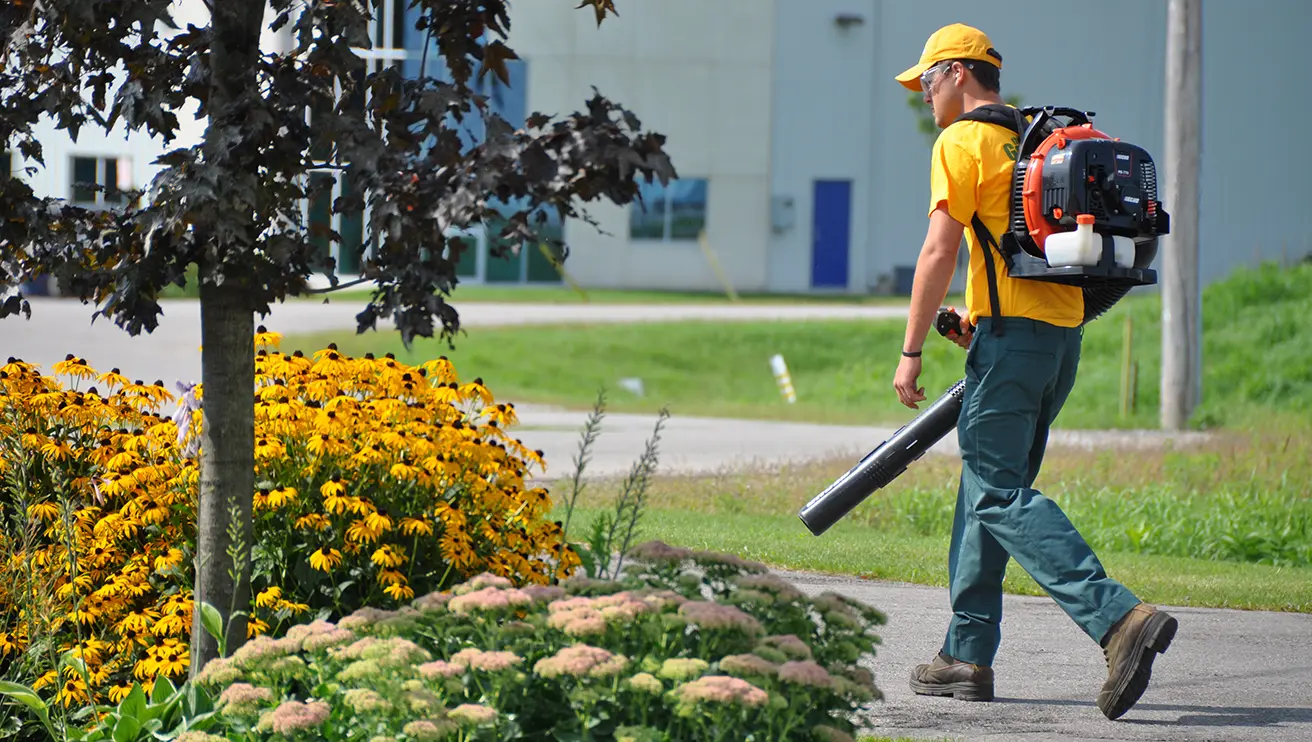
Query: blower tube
xmin=797 ymin=376 xmax=966 ymax=537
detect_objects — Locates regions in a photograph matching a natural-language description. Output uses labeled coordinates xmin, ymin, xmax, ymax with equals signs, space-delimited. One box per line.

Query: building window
xmin=70 ymin=156 xmax=126 ymax=207
xmin=630 ymin=178 xmax=708 ymax=242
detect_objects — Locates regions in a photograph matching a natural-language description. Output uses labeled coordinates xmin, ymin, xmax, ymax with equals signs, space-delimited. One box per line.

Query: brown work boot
xmin=1097 ymin=603 xmax=1178 ymax=720
xmin=909 ymin=651 xmax=994 ymax=701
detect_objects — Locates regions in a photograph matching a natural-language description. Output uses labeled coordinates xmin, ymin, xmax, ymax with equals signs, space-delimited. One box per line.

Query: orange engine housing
xmin=1021 ymin=122 xmax=1114 ymax=253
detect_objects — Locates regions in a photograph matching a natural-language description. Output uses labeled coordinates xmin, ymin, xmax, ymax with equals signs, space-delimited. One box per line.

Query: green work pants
xmin=943 ymin=316 xmax=1140 ymax=667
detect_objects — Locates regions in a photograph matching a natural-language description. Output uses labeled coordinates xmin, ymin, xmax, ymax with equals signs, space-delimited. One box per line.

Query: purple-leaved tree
xmin=0 ymin=0 xmax=674 ymax=675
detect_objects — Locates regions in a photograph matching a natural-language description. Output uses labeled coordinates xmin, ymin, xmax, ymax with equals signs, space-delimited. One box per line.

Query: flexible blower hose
xmin=796 ymin=295 xmax=1120 ymax=537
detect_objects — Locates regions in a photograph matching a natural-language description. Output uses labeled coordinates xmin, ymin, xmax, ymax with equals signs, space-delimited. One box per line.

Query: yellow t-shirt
xmin=928 ymin=113 xmax=1084 ymax=328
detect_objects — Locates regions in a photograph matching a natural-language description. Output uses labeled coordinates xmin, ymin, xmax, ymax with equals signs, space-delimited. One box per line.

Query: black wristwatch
xmin=902 ymin=349 xmax=922 ymax=358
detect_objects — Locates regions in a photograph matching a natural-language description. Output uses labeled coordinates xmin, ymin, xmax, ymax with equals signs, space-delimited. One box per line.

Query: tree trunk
xmin=190 ymin=279 xmax=255 ymax=673
xmin=188 ymin=0 xmax=265 ymax=679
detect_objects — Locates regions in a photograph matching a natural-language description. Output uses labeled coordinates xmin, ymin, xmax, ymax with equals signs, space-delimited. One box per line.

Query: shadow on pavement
xmin=994 ymin=697 xmax=1312 ymax=728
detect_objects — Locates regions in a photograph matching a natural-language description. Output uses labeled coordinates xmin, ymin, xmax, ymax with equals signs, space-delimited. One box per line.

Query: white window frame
xmin=302 ymin=0 xmax=414 ymax=277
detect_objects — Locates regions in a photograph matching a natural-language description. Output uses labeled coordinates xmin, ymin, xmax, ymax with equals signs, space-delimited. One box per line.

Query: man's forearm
xmin=902 ymin=244 xmax=959 ymax=353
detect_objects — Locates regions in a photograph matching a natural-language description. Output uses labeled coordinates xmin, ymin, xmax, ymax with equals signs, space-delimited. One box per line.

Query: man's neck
xmin=962 ymin=91 xmax=1005 ymax=113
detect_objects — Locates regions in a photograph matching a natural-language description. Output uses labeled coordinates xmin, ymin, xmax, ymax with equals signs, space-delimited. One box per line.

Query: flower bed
xmin=190 ymin=542 xmax=885 ymax=741
xmin=0 ymin=330 xmax=576 ymax=706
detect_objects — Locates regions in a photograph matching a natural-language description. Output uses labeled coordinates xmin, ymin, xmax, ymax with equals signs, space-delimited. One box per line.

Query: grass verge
xmin=554 ymin=506 xmax=1311 ymax=613
xmin=285 ymin=261 xmax=1312 ymax=430
xmin=317 ymin=284 xmax=934 ymax=307
xmin=159 ymin=263 xmax=928 ymax=307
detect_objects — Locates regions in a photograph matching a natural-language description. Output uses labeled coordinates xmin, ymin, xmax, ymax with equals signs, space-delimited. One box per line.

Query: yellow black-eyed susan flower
xmin=309 ymin=546 xmax=343 ymax=572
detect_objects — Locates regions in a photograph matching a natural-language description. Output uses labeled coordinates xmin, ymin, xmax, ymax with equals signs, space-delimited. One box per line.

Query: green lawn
xmin=285 ymin=261 xmax=1312 ymax=431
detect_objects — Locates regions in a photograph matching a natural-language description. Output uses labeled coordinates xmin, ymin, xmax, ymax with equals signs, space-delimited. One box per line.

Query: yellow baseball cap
xmin=895 ymin=23 xmax=1003 ymax=91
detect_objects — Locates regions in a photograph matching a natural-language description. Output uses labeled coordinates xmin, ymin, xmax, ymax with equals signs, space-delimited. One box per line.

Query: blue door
xmin=811 ymin=179 xmax=852 ymax=288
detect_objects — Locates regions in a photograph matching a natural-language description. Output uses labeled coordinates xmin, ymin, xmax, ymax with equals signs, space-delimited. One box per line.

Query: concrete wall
xmin=504 ymin=0 xmax=777 ymax=292
xmin=505 ymin=0 xmax=1310 ymax=293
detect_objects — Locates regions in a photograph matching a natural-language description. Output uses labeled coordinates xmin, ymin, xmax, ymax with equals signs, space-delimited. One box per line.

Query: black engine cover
xmin=1035 ymin=138 xmax=1169 ymax=243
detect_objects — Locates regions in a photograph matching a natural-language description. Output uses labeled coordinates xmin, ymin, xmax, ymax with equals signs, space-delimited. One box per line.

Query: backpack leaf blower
xmin=797 ymin=105 xmax=1170 ymax=537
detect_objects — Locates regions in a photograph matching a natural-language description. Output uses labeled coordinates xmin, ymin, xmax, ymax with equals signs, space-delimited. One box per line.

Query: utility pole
xmin=1161 ymin=0 xmax=1202 ymax=430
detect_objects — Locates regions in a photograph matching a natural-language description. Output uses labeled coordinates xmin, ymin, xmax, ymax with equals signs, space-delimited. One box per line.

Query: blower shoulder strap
xmin=951 ymin=104 xmax=1030 ymax=336
xmin=954 ymin=103 xmax=1027 ymax=136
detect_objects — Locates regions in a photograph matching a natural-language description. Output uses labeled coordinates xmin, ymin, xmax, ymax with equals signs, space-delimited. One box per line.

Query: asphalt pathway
xmin=785 ymin=570 xmax=1312 ymax=741
xmin=3 ymin=295 xmax=1305 ymax=741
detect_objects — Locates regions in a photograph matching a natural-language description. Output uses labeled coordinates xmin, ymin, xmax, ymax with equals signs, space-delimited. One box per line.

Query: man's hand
xmin=894 ymin=355 xmax=927 ymax=409
xmin=945 ymin=305 xmax=973 ymax=350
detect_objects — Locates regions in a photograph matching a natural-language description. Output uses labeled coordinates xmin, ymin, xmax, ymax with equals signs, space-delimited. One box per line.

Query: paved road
xmin=783 ymin=570 xmax=1312 ymax=742
xmin=1 ymin=296 xmax=1209 ymax=481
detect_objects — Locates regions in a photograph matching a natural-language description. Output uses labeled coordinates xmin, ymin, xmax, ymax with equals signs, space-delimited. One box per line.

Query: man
xmin=890 ymin=23 xmax=1177 ymax=721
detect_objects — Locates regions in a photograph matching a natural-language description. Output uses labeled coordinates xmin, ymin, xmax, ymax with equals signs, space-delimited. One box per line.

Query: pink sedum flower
xmin=417 ymin=660 xmax=464 ymax=679
xmin=449 ymin=648 xmax=524 ymax=672
xmin=302 ymin=627 xmax=356 ymax=653
xmin=734 ymin=574 xmax=804 ymax=600
xmin=634 ymin=588 xmax=688 ymax=610
xmin=215 ymin=683 xmax=272 ymax=716
xmin=413 ymin=591 xmax=453 ymax=613
xmin=624 ymin=540 xmax=693 ymax=564
xmin=403 ymin=719 xmax=458 ymax=740
xmin=521 ymin=584 xmax=567 ymax=603
xmin=338 ymin=606 xmax=397 ymax=631
xmin=546 ymin=596 xmax=596 ymax=614
xmin=678 ymin=601 xmax=764 ymax=635
xmin=283 ymin=620 xmax=334 ymax=647
xmin=534 ymin=644 xmax=629 ymax=679
xmin=624 ymin=672 xmax=664 ymax=695
xmin=657 ymin=658 xmax=709 ymax=682
xmin=778 ymin=659 xmax=834 ymax=689
xmin=194 ymin=657 xmax=242 ymax=686
xmin=448 ymin=703 xmax=499 ymax=726
xmin=719 ymin=653 xmax=779 ymax=678
xmin=260 ymin=700 xmax=330 ymax=735
xmin=343 ymin=688 xmax=390 ymax=714
xmin=453 ymin=573 xmax=513 ymax=595
xmin=448 ymin=586 xmax=532 ymax=615
xmin=759 ymin=634 xmax=813 ymax=661
xmin=548 ymin=607 xmax=608 ymax=637
xmin=673 ymin=675 xmax=770 ymax=708
xmin=228 ymin=635 xmax=289 ymax=669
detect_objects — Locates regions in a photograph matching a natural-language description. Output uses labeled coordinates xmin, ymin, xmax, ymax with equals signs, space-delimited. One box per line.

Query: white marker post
xmin=770 ymin=354 xmax=797 ymax=404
